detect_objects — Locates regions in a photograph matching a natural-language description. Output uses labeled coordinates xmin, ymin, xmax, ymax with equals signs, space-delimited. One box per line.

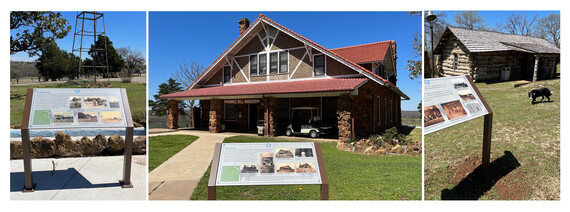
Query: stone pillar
xmin=337 ymin=94 xmax=352 ymax=142
xmin=533 ymin=55 xmax=539 ymax=82
xmin=167 ymin=100 xmax=179 ymax=129
xmin=209 ymin=99 xmax=223 ymax=133
xmin=263 ymin=97 xmax=277 ymax=137
xmin=200 ymin=100 xmax=210 ymax=130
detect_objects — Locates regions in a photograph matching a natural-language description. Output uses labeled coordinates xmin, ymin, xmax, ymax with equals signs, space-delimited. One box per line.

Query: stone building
xmin=160 ymin=14 xmax=409 ymax=141
xmin=434 ymin=27 xmax=560 ymax=81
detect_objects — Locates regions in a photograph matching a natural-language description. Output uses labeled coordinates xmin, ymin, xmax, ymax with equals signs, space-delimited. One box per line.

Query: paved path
xmin=147 ymin=130 xmax=240 ymax=200
xmin=10 ymin=155 xmax=147 ymax=200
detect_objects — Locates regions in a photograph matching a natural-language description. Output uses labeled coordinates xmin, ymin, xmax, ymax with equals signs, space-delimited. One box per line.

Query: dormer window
xmin=259 ymin=53 xmax=267 ymax=75
xmin=223 ymin=66 xmax=231 ymax=83
xmin=313 ymin=54 xmax=325 ymax=76
xmin=250 ymin=55 xmax=258 ymax=75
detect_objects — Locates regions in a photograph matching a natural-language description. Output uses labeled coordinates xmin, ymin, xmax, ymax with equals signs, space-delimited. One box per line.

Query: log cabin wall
xmin=438 ymin=35 xmax=473 ymax=78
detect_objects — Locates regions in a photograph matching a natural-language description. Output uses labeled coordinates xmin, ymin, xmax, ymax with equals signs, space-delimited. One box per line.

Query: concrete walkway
xmin=10 ymin=155 xmax=147 ymax=200
xmin=147 ymin=130 xmax=241 ymax=200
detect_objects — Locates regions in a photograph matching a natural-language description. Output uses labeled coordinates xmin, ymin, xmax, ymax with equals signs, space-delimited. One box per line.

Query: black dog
xmin=528 ymin=87 xmax=553 ymax=104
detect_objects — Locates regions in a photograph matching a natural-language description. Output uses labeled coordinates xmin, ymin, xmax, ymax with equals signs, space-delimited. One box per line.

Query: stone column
xmin=337 ymin=94 xmax=352 ymax=142
xmin=263 ymin=97 xmax=277 ymax=137
xmin=209 ymin=99 xmax=223 ymax=133
xmin=167 ymin=100 xmax=179 ymax=129
xmin=533 ymin=55 xmax=539 ymax=82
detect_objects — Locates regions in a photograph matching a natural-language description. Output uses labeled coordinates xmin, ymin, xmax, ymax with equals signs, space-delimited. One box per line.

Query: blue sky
xmin=437 ymin=10 xmax=559 ymax=29
xmin=149 ymin=11 xmax=422 ymax=111
xmin=10 ymin=11 xmax=146 ymax=61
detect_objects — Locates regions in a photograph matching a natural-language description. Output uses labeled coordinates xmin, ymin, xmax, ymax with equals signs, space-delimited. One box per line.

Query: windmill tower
xmin=71 ymin=11 xmax=110 ymax=82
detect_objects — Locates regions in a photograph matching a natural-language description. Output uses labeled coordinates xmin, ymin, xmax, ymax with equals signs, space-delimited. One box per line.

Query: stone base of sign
xmin=10 ymin=131 xmax=146 ymax=159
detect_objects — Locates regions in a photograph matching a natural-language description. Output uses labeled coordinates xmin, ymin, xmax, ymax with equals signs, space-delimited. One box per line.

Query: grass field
xmin=424 ymin=78 xmax=560 ymax=200
xmin=148 ymin=135 xmax=199 ymax=172
xmin=190 ymin=135 xmax=422 ymax=200
xmin=10 ymin=81 xmax=146 ymax=126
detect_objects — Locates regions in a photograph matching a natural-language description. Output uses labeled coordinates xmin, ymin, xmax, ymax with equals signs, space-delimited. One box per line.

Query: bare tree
xmin=454 ymin=11 xmax=487 ymax=30
xmin=117 ymin=47 xmax=145 ymax=82
xmin=497 ymin=12 xmax=538 ymax=36
xmin=424 ymin=11 xmax=448 ymax=54
xmin=535 ymin=14 xmax=560 ymax=47
xmin=171 ymin=60 xmax=204 ymax=127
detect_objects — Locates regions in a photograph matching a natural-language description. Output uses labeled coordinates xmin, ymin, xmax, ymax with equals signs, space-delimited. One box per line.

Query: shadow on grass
xmin=531 ymin=100 xmax=554 ymax=105
xmin=398 ymin=126 xmax=416 ymax=136
xmin=441 ymin=151 xmax=520 ymax=200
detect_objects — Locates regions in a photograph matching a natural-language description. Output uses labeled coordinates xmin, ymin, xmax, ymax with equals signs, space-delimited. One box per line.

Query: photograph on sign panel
xmin=69 ymin=96 xmax=82 ymax=109
xmin=53 ymin=111 xmax=74 ymax=124
xmin=276 ymin=163 xmax=296 ymax=173
xmin=109 ymin=96 xmax=120 ymax=108
xmin=83 ymin=96 xmax=107 ymax=109
xmin=241 ymin=164 xmax=259 ymax=173
xmin=101 ymin=111 xmax=123 ymax=123
xmin=457 ymin=89 xmax=476 ymax=102
xmin=441 ymin=100 xmax=467 ymax=120
xmin=275 ymin=148 xmax=294 ymax=158
xmin=296 ymin=162 xmax=316 ymax=173
xmin=466 ymin=102 xmax=484 ymax=114
xmin=77 ymin=111 xmax=98 ymax=123
xmin=424 ymin=105 xmax=444 ymax=127
xmin=32 ymin=110 xmax=51 ymax=125
xmin=260 ymin=153 xmax=275 ymax=173
xmin=295 ymin=148 xmax=314 ymax=157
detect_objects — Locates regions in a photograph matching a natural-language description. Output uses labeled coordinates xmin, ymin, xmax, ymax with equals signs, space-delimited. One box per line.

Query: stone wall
xmin=337 ymin=94 xmax=352 ymax=142
xmin=10 ymin=131 xmax=146 ymax=159
xmin=263 ymin=97 xmax=277 ymax=137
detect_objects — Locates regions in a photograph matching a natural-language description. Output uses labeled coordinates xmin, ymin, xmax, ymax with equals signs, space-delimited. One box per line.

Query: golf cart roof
xmin=292 ymin=107 xmax=319 ymax=110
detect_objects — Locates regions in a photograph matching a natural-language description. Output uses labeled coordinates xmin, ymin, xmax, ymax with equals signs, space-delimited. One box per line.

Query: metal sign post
xmin=20 ymin=88 xmax=134 ymax=192
xmin=208 ymin=142 xmax=328 ymax=200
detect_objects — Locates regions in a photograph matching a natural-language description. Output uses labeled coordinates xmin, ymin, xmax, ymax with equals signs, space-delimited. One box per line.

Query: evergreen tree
xmin=88 ymin=35 xmax=124 ymax=76
xmin=35 ymin=41 xmax=70 ymax=81
xmin=149 ymin=78 xmax=188 ymax=116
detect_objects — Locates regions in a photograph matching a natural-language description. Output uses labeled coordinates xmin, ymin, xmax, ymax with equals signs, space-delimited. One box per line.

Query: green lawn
xmin=148 ymin=135 xmax=199 ymax=172
xmin=190 ymin=135 xmax=422 ymax=200
xmin=424 ymin=78 xmax=560 ymax=200
xmin=10 ymin=81 xmax=146 ymax=126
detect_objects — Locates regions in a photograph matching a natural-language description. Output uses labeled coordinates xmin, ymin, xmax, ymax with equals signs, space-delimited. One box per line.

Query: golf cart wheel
xmin=309 ymin=130 xmax=318 ymax=138
xmin=286 ymin=129 xmax=292 ymax=136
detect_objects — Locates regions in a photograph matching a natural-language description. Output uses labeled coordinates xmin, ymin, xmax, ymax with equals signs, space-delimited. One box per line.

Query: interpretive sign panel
xmin=28 ymin=88 xmax=128 ymax=129
xmin=423 ymin=75 xmax=489 ymax=134
xmin=215 ymin=142 xmax=322 ymax=186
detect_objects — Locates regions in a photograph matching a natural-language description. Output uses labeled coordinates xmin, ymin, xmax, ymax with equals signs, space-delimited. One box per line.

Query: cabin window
xmin=259 ymin=53 xmax=267 ymax=75
xmin=224 ymin=104 xmax=236 ymax=120
xmin=270 ymin=52 xmax=278 ymax=74
xmin=223 ymin=66 xmax=231 ymax=83
xmin=313 ymin=54 xmax=325 ymax=76
xmin=453 ymin=53 xmax=458 ymax=71
xmin=279 ymin=51 xmax=288 ymax=73
xmin=250 ymin=55 xmax=258 ymax=75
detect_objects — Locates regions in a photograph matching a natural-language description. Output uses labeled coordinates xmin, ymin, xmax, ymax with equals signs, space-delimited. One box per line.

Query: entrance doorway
xmin=249 ymin=104 xmax=258 ymax=130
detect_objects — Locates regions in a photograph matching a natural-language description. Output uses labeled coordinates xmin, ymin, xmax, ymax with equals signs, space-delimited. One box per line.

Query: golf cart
xmin=286 ymin=107 xmax=332 ymax=138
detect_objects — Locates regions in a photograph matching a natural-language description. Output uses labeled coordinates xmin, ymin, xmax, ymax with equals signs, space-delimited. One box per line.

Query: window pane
xmin=225 ymin=104 xmax=236 ymax=120
xmin=270 ymin=52 xmax=278 ymax=74
xmin=224 ymin=66 xmax=231 ymax=83
xmin=250 ymin=55 xmax=258 ymax=75
xmin=259 ymin=53 xmax=267 ymax=74
xmin=279 ymin=51 xmax=288 ymax=73
xmin=314 ymin=55 xmax=325 ymax=76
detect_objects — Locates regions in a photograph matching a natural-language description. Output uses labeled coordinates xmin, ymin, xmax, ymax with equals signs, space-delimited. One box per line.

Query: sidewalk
xmin=148 ymin=130 xmax=239 ymax=200
xmin=10 ymin=155 xmax=147 ymax=200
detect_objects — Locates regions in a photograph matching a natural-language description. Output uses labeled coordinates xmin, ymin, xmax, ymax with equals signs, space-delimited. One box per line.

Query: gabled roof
xmin=160 ymin=78 xmax=369 ymax=99
xmin=435 ymin=26 xmax=559 ymax=54
xmin=330 ymin=41 xmax=392 ymax=64
xmin=164 ymin=14 xmax=409 ymax=100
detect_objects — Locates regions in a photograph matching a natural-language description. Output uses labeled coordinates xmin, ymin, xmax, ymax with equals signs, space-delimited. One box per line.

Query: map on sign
xmin=423 ymin=75 xmax=489 ymax=134
xmin=28 ymin=88 xmax=128 ymax=129
xmin=215 ymin=142 xmax=322 ymax=186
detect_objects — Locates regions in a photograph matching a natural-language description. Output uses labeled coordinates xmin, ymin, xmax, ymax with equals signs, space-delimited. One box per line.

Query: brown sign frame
xmin=20 ymin=88 xmax=135 ymax=192
xmin=207 ymin=142 xmax=329 ymax=200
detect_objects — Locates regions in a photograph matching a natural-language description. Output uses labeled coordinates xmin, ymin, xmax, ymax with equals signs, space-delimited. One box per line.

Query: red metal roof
xmin=160 ymin=78 xmax=368 ymax=99
xmin=330 ymin=41 xmax=392 ymax=64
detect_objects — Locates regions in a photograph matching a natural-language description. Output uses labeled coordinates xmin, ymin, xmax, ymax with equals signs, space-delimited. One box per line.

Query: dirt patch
xmin=445 ymin=154 xmax=529 ymax=200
